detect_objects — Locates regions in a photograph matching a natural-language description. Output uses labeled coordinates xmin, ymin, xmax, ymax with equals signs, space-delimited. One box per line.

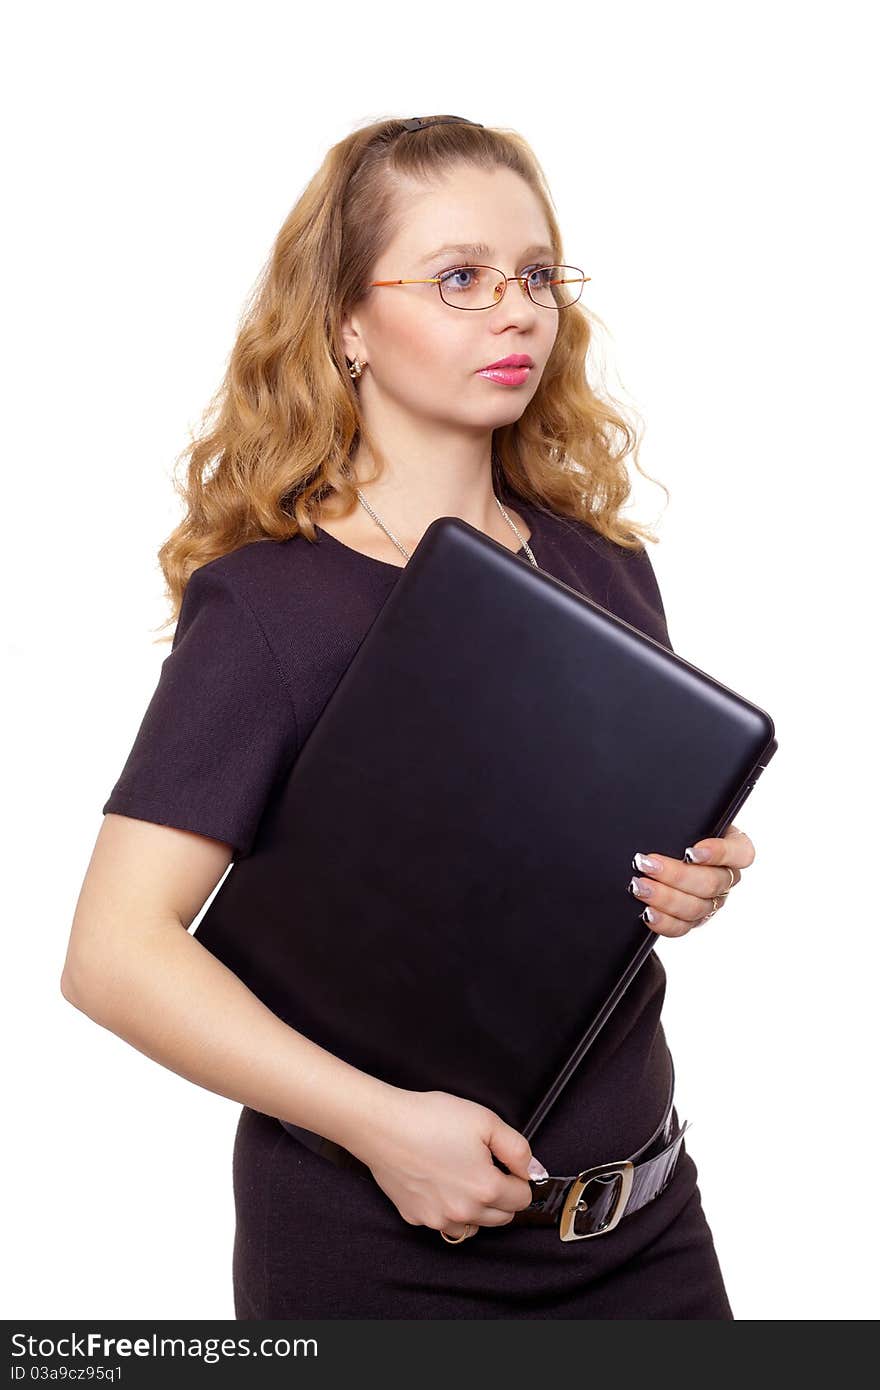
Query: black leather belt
xmin=278 ymin=1069 xmax=688 ymax=1243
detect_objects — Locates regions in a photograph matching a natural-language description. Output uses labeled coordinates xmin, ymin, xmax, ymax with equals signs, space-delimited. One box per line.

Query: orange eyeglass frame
xmin=368 ymin=265 xmax=591 ymax=309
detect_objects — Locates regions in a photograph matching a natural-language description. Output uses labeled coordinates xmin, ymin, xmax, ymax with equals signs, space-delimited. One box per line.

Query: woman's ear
xmin=339 ymin=309 xmax=366 ymax=370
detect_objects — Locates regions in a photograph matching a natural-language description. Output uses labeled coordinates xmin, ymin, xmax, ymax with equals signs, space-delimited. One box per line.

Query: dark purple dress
xmin=103 ymin=491 xmax=733 ymax=1319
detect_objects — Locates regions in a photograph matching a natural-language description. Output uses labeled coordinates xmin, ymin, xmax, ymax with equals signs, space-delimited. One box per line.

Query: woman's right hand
xmin=346 ymin=1087 xmax=549 ymax=1240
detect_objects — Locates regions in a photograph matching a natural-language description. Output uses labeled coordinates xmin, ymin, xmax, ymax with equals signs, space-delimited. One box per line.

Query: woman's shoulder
xmin=190 ymin=533 xmax=305 ymax=586
xmin=169 ymin=535 xmax=345 ymax=670
xmin=522 ymin=499 xmax=673 ymax=649
xmin=178 ymin=529 xmax=393 ymax=686
xmin=522 ymin=496 xmax=647 ymax=564
xmin=184 ymin=530 xmax=347 ymax=613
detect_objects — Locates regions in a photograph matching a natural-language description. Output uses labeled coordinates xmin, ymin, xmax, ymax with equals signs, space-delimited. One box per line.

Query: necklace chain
xmin=354 ymin=488 xmax=539 ymax=569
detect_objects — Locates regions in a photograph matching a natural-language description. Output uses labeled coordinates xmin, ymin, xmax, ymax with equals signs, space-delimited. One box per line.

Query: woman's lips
xmin=476 ymin=365 xmax=532 ymax=386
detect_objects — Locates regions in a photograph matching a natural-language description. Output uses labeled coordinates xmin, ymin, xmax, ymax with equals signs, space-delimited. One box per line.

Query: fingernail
xmin=685 ymin=846 xmax=711 ymax=863
xmin=633 ymin=853 xmax=660 ymax=873
xmin=528 ymin=1156 xmax=549 ymax=1181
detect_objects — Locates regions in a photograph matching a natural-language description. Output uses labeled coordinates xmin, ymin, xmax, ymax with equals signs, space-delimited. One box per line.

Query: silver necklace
xmin=354 ymin=488 xmax=539 ymax=569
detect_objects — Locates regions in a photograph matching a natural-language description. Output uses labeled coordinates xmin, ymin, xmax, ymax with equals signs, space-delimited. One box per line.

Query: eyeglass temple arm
xmin=369 ymin=273 xmax=591 ymax=287
xmin=369 ymin=278 xmax=441 ymax=286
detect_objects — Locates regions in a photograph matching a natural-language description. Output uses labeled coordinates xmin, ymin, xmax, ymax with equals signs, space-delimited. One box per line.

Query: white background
xmin=4 ymin=0 xmax=877 ymax=1321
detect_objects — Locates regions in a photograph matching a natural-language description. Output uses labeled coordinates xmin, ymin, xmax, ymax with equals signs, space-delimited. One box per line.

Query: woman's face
xmin=344 ymin=164 xmax=561 ymax=435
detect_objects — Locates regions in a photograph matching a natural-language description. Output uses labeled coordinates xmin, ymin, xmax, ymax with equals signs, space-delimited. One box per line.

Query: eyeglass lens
xmin=436 ymin=265 xmax=585 ymax=310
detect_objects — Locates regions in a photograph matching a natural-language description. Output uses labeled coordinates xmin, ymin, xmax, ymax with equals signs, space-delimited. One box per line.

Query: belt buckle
xmin=558 ymin=1159 xmax=635 ymax=1242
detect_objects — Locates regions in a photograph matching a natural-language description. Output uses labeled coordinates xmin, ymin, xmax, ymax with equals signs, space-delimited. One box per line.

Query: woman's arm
xmin=61 ymin=812 xmax=541 ymax=1238
xmin=60 ymin=812 xmax=395 ymax=1152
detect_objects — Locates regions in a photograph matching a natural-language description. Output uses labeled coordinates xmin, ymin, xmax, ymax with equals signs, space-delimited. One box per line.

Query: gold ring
xmin=440 ymin=1224 xmax=477 ymax=1243
xmin=716 ymin=867 xmax=736 ymax=898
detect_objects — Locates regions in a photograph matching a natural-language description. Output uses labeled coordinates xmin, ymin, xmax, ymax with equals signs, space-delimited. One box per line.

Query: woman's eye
xmin=438 ymin=266 xmax=478 ymax=291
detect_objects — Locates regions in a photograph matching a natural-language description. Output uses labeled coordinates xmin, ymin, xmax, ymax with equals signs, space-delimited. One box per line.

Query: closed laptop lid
xmin=195 ymin=516 xmax=777 ymax=1138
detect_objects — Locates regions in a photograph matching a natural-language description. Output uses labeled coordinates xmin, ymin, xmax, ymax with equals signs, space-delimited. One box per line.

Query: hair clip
xmin=399 ymin=115 xmax=484 ymax=133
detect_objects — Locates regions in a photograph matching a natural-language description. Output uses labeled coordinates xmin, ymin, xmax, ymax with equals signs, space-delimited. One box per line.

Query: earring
xmin=348 ymin=357 xmax=364 ymax=380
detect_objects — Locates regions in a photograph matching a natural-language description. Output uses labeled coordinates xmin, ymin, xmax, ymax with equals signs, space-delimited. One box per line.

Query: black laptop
xmin=194 ymin=516 xmax=777 ymax=1139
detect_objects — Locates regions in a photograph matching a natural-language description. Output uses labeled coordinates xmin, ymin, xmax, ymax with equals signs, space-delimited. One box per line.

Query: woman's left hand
xmin=627 ymin=825 xmax=755 ymax=938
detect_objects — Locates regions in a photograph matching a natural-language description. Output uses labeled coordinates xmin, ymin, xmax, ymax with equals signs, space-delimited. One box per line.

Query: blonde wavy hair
xmin=155 ymin=113 xmax=668 ymax=643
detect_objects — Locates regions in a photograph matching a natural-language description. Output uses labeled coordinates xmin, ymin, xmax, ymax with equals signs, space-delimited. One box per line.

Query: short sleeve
xmin=102 ymin=564 xmax=300 ymax=861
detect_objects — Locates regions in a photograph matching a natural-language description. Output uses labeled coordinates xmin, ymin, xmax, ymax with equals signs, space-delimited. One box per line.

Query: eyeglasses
xmin=369 ymin=264 xmax=590 ymax=311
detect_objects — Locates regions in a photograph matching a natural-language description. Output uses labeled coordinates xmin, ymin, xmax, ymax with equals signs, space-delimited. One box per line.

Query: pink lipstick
xmin=476 ymin=353 xmax=534 ymax=387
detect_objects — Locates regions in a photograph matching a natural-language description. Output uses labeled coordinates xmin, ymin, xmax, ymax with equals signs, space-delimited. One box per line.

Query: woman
xmin=62 ymin=114 xmax=753 ymax=1318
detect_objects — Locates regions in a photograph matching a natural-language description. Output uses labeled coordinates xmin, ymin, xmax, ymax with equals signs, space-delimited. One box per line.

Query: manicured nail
xmin=642 ymin=906 xmax=657 ymax=924
xmin=685 ymin=846 xmax=711 ymax=863
xmin=528 ymin=1156 xmax=549 ymax=1181
xmin=628 ymin=876 xmax=653 ymax=898
xmin=633 ymin=853 xmax=660 ymax=873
